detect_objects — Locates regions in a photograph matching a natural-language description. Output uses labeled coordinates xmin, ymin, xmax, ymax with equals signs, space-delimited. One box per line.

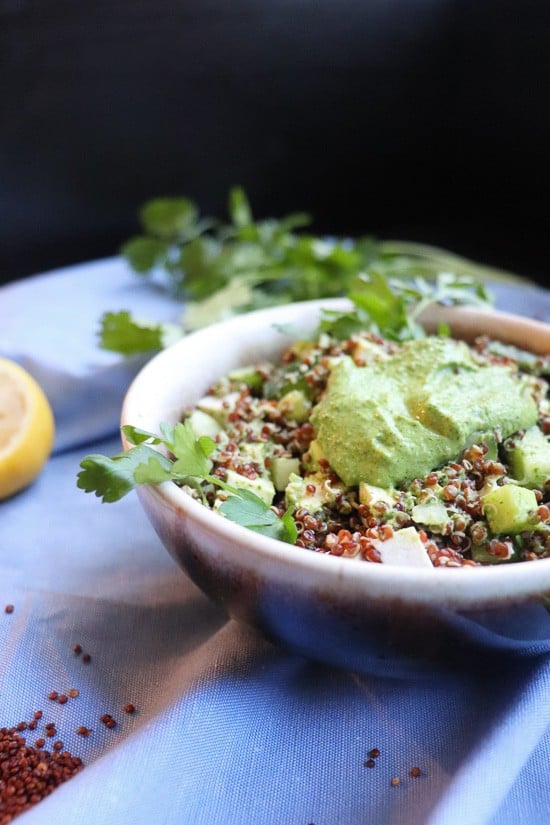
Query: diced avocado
xmin=224 ymin=469 xmax=275 ymax=506
xmin=187 ymin=409 xmax=222 ymax=439
xmin=505 ymin=426 xmax=550 ymax=489
xmin=278 ymin=389 xmax=311 ymax=423
xmin=471 ymin=542 xmax=518 ymax=564
xmin=411 ymin=501 xmax=449 ymax=531
xmin=196 ymin=392 xmax=240 ymax=425
xmin=371 ymin=526 xmax=433 ymax=568
xmin=304 ymin=439 xmax=326 ymax=471
xmin=227 ymin=366 xmax=264 ymax=391
xmin=359 ymin=483 xmax=397 ymax=508
xmin=482 ymin=484 xmax=539 ymax=534
xmin=284 ymin=471 xmax=344 ymax=513
xmin=270 ymin=457 xmax=301 ymax=491
xmin=239 ymin=442 xmax=267 ymax=465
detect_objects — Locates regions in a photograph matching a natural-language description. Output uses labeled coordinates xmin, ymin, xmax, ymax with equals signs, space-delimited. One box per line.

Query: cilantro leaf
xmin=171 ymin=421 xmax=215 ymax=478
xmin=121 ymin=424 xmax=164 ymax=446
xmin=139 ymin=197 xmax=198 ymax=241
xmin=99 ymin=311 xmax=182 ymax=355
xmin=219 ymin=490 xmax=296 ymax=543
xmin=120 ymin=237 xmax=168 ymax=274
xmin=77 ymin=444 xmax=173 ymax=502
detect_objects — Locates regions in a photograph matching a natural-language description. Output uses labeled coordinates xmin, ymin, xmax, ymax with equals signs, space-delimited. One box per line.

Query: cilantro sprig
xmin=99 ymin=187 xmax=523 ymax=355
xmin=77 ymin=422 xmax=297 ymax=544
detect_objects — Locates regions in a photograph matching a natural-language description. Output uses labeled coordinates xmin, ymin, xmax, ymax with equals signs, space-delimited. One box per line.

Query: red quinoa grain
xmin=57 ymin=695 xmax=68 ymax=705
xmin=410 ymin=767 xmax=422 ymax=778
xmin=4 ymin=605 xmax=14 ymax=614
xmin=82 ymin=654 xmax=91 ymax=664
xmin=72 ymin=644 xmax=82 ymax=655
xmin=0 ymin=725 xmax=83 ymax=821
xmin=124 ymin=704 xmax=135 ymax=715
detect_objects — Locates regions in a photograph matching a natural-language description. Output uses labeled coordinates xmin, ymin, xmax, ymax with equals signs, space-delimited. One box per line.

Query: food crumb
xmin=68 ymin=688 xmax=79 ymax=699
xmin=72 ymin=644 xmax=82 ymax=655
xmin=390 ymin=777 xmax=401 ymax=787
xmin=82 ymin=653 xmax=91 ymax=664
xmin=124 ymin=703 xmax=135 ymax=714
xmin=76 ymin=726 xmax=91 ymax=737
xmin=48 ymin=691 xmax=58 ymax=701
xmin=368 ymin=748 xmax=381 ymax=758
xmin=4 ymin=604 xmax=14 ymax=614
xmin=364 ymin=758 xmax=376 ymax=768
xmin=57 ymin=694 xmax=68 ymax=705
xmin=410 ymin=767 xmax=421 ymax=778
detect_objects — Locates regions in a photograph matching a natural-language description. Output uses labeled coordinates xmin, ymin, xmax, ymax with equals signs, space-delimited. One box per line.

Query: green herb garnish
xmin=77 ymin=422 xmax=296 ymax=543
xmin=99 ymin=187 xmax=523 ymax=355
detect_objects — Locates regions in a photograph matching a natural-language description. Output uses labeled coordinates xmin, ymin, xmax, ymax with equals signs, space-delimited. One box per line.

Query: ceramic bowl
xmin=121 ymin=299 xmax=550 ymax=674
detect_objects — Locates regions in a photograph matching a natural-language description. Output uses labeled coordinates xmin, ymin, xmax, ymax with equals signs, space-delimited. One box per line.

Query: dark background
xmin=1 ymin=0 xmax=549 ymax=286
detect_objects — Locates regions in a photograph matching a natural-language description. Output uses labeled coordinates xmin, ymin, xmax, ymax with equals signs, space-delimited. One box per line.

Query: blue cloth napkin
xmin=1 ymin=260 xmax=550 ymax=825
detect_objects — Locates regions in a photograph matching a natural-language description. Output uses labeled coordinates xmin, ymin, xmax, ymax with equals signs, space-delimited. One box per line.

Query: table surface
xmin=2 ymin=259 xmax=550 ymax=825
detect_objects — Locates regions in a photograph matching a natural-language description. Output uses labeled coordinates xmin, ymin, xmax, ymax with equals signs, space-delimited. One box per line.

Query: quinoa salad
xmin=182 ymin=328 xmax=550 ymax=568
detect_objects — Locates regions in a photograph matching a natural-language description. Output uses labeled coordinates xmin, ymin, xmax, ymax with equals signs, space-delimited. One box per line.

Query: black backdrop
xmin=1 ymin=0 xmax=549 ymax=286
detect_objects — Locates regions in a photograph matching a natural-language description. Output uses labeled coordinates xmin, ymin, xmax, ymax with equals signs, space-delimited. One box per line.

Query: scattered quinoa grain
xmin=34 ymin=711 xmax=43 ymax=720
xmin=368 ymin=748 xmax=380 ymax=758
xmin=364 ymin=758 xmax=376 ymax=768
xmin=48 ymin=691 xmax=58 ymax=701
xmin=35 ymin=738 xmax=45 ymax=748
xmin=72 ymin=644 xmax=82 ymax=655
xmin=124 ymin=703 xmax=135 ymax=715
xmin=76 ymin=726 xmax=91 ymax=737
xmin=390 ymin=777 xmax=401 ymax=787
xmin=82 ymin=653 xmax=91 ymax=664
xmin=68 ymin=689 xmax=79 ymax=699
xmin=410 ymin=767 xmax=421 ymax=778
xmin=57 ymin=694 xmax=68 ymax=705
xmin=4 ymin=604 xmax=14 ymax=614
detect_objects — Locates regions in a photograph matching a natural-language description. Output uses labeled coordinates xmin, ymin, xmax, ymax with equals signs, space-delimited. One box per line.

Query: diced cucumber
xmin=411 ymin=501 xmax=449 ymax=531
xmin=270 ymin=457 xmax=301 ymax=491
xmin=471 ymin=543 xmax=518 ymax=564
xmin=371 ymin=526 xmax=433 ymax=568
xmin=187 ymin=409 xmax=222 ymax=439
xmin=464 ymin=430 xmax=498 ymax=460
xmin=359 ymin=482 xmax=396 ymax=508
xmin=224 ymin=469 xmax=275 ymax=506
xmin=277 ymin=389 xmax=311 ymax=423
xmin=304 ymin=439 xmax=326 ymax=471
xmin=482 ymin=484 xmax=539 ymax=534
xmin=284 ymin=471 xmax=344 ymax=513
xmin=197 ymin=392 xmax=240 ymax=425
xmin=227 ymin=366 xmax=264 ymax=391
xmin=504 ymin=426 xmax=550 ymax=489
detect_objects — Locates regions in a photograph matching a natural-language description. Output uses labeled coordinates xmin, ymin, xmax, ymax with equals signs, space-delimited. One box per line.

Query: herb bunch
xmin=99 ymin=187 xmax=517 ymax=355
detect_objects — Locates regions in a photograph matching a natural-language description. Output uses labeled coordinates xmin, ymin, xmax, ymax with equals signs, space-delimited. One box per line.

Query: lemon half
xmin=0 ymin=357 xmax=55 ymax=499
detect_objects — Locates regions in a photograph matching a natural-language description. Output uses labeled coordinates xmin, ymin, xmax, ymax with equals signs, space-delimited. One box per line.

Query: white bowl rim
xmin=121 ymin=297 xmax=550 ymax=608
